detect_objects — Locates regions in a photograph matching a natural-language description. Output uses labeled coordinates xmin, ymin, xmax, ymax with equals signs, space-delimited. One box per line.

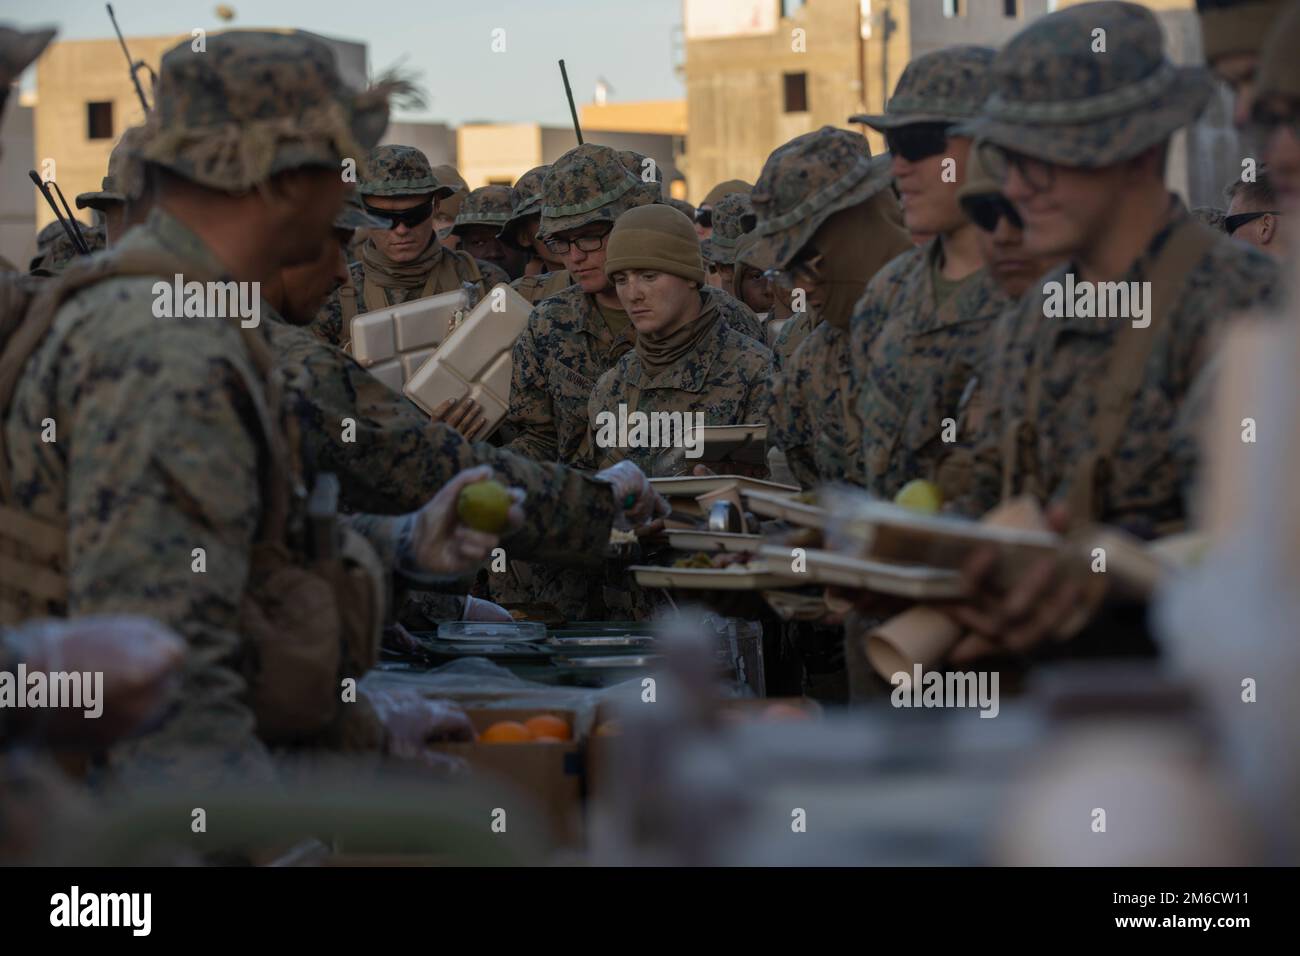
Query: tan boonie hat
xmin=1194 ymin=0 xmax=1286 ymax=66
xmin=851 ymin=46 xmax=996 ymax=129
xmin=746 ymin=126 xmax=893 ymax=271
xmin=77 ymin=125 xmax=148 ymax=211
xmin=335 ymin=190 xmax=388 ymax=232
xmin=0 ymin=24 xmax=55 ymax=88
xmin=959 ymin=2 xmax=1213 ymax=168
xmin=452 ymin=184 xmax=517 ymax=235
xmin=1256 ymin=0 xmax=1300 ymax=100
xmin=361 ymin=144 xmax=457 ymax=198
xmin=539 ymin=142 xmax=658 ymax=238
xmin=604 ymin=203 xmax=705 ymax=286
xmin=499 ymin=164 xmax=549 ymax=248
xmin=701 ymin=179 xmax=752 ymax=208
xmin=700 ymin=192 xmax=753 ymax=265
xmin=137 ymin=30 xmax=394 ymax=193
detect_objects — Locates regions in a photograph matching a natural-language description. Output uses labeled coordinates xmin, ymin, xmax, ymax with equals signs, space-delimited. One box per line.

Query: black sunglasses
xmin=363 ymin=198 xmax=434 ymax=230
xmin=1224 ymin=210 xmax=1280 ymax=235
xmin=695 ymin=208 xmax=713 ymax=228
xmin=960 ymin=193 xmax=1023 ymax=233
xmin=1249 ymin=100 xmax=1300 ymax=138
xmin=884 ymin=123 xmax=952 ymax=162
xmin=978 ymin=142 xmax=1056 ymax=194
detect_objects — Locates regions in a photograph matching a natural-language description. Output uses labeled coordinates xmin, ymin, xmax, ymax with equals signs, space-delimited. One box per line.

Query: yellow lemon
xmin=456 ymin=479 xmax=511 ymax=533
xmin=894 ymin=479 xmax=943 ymax=515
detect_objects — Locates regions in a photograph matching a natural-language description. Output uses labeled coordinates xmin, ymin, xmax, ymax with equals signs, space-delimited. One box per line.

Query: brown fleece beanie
xmin=604 ymin=204 xmax=706 ymax=285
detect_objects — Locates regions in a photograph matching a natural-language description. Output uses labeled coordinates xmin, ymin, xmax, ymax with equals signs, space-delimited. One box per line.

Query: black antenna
xmin=107 ymin=4 xmax=151 ymax=114
xmin=28 ymin=170 xmax=90 ymax=257
xmin=48 ymin=180 xmax=90 ymax=254
xmin=559 ymin=59 xmax=583 ymax=146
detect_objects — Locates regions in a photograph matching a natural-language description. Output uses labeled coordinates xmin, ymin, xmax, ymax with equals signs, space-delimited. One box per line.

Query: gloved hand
xmin=365 ymin=688 xmax=475 ymax=773
xmin=595 ymin=460 xmax=670 ymax=529
xmin=5 ymin=615 xmax=184 ymax=746
xmin=408 ymin=465 xmax=524 ymax=577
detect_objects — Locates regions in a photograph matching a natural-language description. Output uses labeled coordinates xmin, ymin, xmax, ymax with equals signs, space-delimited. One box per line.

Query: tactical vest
xmin=0 ymin=249 xmax=385 ymax=745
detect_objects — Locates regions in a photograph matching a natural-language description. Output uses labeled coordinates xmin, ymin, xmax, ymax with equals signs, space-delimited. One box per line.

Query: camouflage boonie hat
xmin=701 ymin=179 xmax=751 ymax=208
xmin=361 ymin=144 xmax=457 ymax=198
xmin=0 ymin=24 xmax=55 ymax=88
xmin=700 ymin=192 xmax=753 ymax=265
xmin=958 ymin=2 xmax=1213 ymax=168
xmin=334 ymin=190 xmax=388 ymax=232
xmin=137 ymin=31 xmax=392 ymax=193
xmin=499 ymin=164 xmax=550 ymax=248
xmin=452 ymin=184 xmax=517 ymax=235
xmin=31 ymin=220 xmax=104 ymax=275
xmin=538 ymin=143 xmax=658 ymax=238
xmin=851 ymin=46 xmax=995 ymax=129
xmin=76 ymin=125 xmax=147 ymax=211
xmin=745 ymin=126 xmax=893 ymax=271
xmin=619 ymin=148 xmax=664 ymax=190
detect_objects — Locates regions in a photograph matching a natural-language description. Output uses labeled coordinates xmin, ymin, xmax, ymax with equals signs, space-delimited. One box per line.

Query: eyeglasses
xmin=960 ymin=193 xmax=1024 ymax=233
xmin=1224 ymin=210 xmax=1280 ymax=235
xmin=978 ymin=142 xmax=1057 ymax=194
xmin=364 ymin=198 xmax=434 ymax=230
xmin=884 ymin=123 xmax=952 ymax=163
xmin=543 ymin=228 xmax=611 ymax=255
xmin=695 ymin=208 xmax=713 ymax=228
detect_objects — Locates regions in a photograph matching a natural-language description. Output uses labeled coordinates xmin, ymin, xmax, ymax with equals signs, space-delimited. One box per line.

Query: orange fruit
xmin=763 ymin=703 xmax=812 ymax=722
xmin=524 ymin=714 xmax=571 ymax=741
xmin=480 ymin=720 xmax=532 ymax=743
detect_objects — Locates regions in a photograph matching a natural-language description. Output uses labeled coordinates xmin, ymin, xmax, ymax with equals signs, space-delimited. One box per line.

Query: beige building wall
xmin=33 ymin=35 xmax=182 ymax=232
xmin=580 ymin=100 xmax=688 ymax=137
xmin=456 ymin=124 xmax=543 ymax=189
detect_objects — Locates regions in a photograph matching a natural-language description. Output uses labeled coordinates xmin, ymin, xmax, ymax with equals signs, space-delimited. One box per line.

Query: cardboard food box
xmin=430 ymin=706 xmax=584 ymax=848
xmin=350 ymin=287 xmax=469 ymax=390
xmin=404 ymin=283 xmax=533 ymax=436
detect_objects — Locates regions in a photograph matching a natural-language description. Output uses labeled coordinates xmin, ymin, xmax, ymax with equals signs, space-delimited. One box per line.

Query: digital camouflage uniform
xmin=0 ymin=32 xmax=413 ymax=786
xmin=951 ymin=1 xmax=1280 ymax=534
xmin=745 ymin=127 xmax=901 ymax=489
xmin=504 ymin=165 xmax=572 ymax=304
xmin=586 ymin=311 xmax=775 ymax=474
xmin=312 ymin=145 xmax=493 ymax=350
xmin=845 ymin=46 xmax=1001 ymax=498
xmin=30 ymin=220 xmax=104 ymax=276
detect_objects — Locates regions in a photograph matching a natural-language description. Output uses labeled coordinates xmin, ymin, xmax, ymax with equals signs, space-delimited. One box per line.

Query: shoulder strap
xmin=1066 ymin=217 xmax=1218 ymax=522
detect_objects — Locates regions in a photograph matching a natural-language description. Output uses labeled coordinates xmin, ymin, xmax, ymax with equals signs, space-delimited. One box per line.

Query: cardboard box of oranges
xmin=430 ymin=708 xmax=584 ymax=848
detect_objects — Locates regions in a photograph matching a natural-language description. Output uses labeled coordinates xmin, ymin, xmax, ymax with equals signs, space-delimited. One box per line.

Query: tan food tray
xmin=630 ymin=563 xmax=785 ymax=590
xmin=696 ymin=424 xmax=768 ymax=467
xmin=403 ymin=284 xmax=533 ymax=436
xmin=666 ymin=530 xmax=764 ymax=553
xmin=650 ymin=475 xmax=799 ymax=499
xmin=350 ymin=288 xmax=469 ymax=392
xmin=747 ymin=489 xmax=830 ymax=529
xmin=758 ymin=545 xmax=966 ymax=599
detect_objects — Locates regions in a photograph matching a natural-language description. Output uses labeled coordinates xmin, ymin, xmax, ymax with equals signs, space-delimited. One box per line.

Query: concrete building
xmin=682 ymin=0 xmax=1226 ymax=207
xmin=0 ymin=95 xmax=37 ymax=270
xmin=29 ymin=30 xmax=367 ymax=233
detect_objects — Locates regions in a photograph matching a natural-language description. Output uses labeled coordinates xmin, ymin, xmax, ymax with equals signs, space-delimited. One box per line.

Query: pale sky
xmin=8 ymin=0 xmax=686 ymax=126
